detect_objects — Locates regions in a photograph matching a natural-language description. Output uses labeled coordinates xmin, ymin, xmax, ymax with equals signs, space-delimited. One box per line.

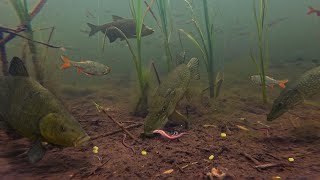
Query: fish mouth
xmin=74 ymin=135 xmax=90 ymax=147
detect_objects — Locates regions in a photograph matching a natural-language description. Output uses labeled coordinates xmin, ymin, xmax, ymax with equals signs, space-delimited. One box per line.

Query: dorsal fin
xmin=112 ymin=15 xmax=125 ymax=21
xmin=8 ymin=57 xmax=29 ymax=77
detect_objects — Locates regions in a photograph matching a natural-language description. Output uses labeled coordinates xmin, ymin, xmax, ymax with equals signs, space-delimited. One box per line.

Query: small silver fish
xmin=250 ymin=75 xmax=288 ymax=89
xmin=60 ymin=56 xmax=111 ymax=76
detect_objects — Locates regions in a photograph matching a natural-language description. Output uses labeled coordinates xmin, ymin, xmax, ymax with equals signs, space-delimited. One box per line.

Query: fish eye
xmin=60 ymin=126 xmax=66 ymax=132
xmin=278 ymin=102 xmax=283 ymax=107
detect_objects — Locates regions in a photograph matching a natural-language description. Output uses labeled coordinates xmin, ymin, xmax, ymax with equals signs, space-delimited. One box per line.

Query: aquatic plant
xmin=179 ymin=0 xmax=223 ymax=99
xmin=250 ymin=0 xmax=269 ymax=103
xmin=116 ymin=0 xmax=155 ymax=117
xmin=155 ymin=0 xmax=173 ymax=71
xmin=8 ymin=0 xmax=47 ymax=83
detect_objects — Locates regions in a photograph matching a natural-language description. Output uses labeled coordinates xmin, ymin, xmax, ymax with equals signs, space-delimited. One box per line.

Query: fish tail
xmin=60 ymin=55 xmax=72 ymax=69
xmin=87 ymin=23 xmax=100 ymax=37
xmin=278 ymin=79 xmax=288 ymax=89
xmin=187 ymin=58 xmax=200 ymax=80
xmin=307 ymin=6 xmax=315 ymax=15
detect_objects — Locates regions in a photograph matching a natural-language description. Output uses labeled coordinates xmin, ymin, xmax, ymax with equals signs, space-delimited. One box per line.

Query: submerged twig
xmin=94 ymin=102 xmax=139 ymax=142
xmin=240 ymin=152 xmax=260 ymax=165
xmin=254 ymin=163 xmax=283 ymax=170
xmin=43 ymin=26 xmax=55 ymax=63
xmin=144 ymin=1 xmax=161 ymax=29
xmin=151 ymin=61 xmax=161 ymax=85
xmin=1 ymin=29 xmax=63 ymax=49
xmin=91 ymin=123 xmax=142 ymax=140
xmin=0 ymin=0 xmax=48 ymax=46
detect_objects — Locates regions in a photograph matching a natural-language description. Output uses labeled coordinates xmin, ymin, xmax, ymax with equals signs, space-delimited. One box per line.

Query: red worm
xmin=153 ymin=130 xmax=188 ymax=140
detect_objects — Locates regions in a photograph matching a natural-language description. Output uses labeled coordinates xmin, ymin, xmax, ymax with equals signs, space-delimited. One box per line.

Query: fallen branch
xmin=151 ymin=61 xmax=161 ymax=85
xmin=94 ymin=102 xmax=139 ymax=142
xmin=0 ymin=0 xmax=48 ymax=46
xmin=144 ymin=1 xmax=161 ymax=29
xmin=240 ymin=152 xmax=260 ymax=165
xmin=91 ymin=122 xmax=142 ymax=140
xmin=1 ymin=29 xmax=63 ymax=49
xmin=254 ymin=163 xmax=283 ymax=170
xmin=181 ymin=161 xmax=198 ymax=169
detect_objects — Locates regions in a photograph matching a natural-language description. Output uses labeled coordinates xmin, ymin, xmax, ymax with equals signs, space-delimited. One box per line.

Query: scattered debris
xmin=163 ymin=169 xmax=174 ymax=174
xmin=181 ymin=162 xmax=198 ymax=169
xmin=240 ymin=152 xmax=260 ymax=165
xmin=254 ymin=163 xmax=284 ymax=170
xmin=203 ymin=124 xmax=217 ymax=128
xmin=94 ymin=102 xmax=139 ymax=142
xmin=206 ymin=167 xmax=233 ymax=180
xmin=236 ymin=125 xmax=250 ymax=131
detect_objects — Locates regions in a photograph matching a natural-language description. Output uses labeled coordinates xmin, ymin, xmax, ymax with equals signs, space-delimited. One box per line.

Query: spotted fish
xmin=267 ymin=66 xmax=320 ymax=121
xmin=143 ymin=58 xmax=200 ymax=136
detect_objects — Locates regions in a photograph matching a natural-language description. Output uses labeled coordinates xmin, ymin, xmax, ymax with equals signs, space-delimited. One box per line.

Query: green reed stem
xmin=253 ymin=0 xmax=268 ymax=103
xmin=156 ymin=0 xmax=173 ymax=71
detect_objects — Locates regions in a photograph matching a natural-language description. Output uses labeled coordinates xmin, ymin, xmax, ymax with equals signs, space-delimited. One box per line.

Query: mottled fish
xmin=0 ymin=57 xmax=90 ymax=163
xmin=87 ymin=15 xmax=154 ymax=43
xmin=143 ymin=58 xmax=200 ymax=136
xmin=60 ymin=55 xmax=111 ymax=76
xmin=250 ymin=75 xmax=288 ymax=89
xmin=267 ymin=66 xmax=320 ymax=121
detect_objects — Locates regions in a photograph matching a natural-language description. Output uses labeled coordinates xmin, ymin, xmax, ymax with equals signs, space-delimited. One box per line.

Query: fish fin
xmin=112 ymin=15 xmax=125 ymax=21
xmin=27 ymin=138 xmax=46 ymax=164
xmin=278 ymin=79 xmax=288 ymax=89
xmin=87 ymin=23 xmax=100 ymax=37
xmin=187 ymin=58 xmax=200 ymax=80
xmin=108 ymin=34 xmax=117 ymax=43
xmin=307 ymin=7 xmax=315 ymax=15
xmin=8 ymin=57 xmax=29 ymax=77
xmin=105 ymin=27 xmax=119 ymax=43
xmin=77 ymin=68 xmax=83 ymax=73
xmin=60 ymin=55 xmax=72 ymax=69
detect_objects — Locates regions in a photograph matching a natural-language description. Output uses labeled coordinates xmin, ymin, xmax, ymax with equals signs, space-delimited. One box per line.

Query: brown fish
xmin=87 ymin=15 xmax=154 ymax=43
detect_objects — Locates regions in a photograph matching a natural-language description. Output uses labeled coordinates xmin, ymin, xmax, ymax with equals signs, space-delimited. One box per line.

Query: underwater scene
xmin=1 ymin=0 xmax=320 ymax=179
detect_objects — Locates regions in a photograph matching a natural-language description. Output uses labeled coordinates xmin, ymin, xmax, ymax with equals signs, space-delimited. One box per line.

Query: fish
xmin=250 ymin=75 xmax=288 ymax=89
xmin=307 ymin=6 xmax=320 ymax=16
xmin=267 ymin=17 xmax=289 ymax=28
xmin=267 ymin=66 xmax=320 ymax=121
xmin=60 ymin=55 xmax=111 ymax=76
xmin=0 ymin=57 xmax=90 ymax=163
xmin=86 ymin=15 xmax=154 ymax=43
xmin=143 ymin=58 xmax=200 ymax=136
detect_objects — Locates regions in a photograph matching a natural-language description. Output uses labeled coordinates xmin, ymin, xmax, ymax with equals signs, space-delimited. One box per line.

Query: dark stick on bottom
xmin=151 ymin=61 xmax=161 ymax=85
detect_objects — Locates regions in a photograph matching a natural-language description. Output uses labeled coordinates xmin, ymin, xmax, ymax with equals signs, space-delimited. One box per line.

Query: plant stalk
xmin=0 ymin=32 xmax=8 ymax=76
